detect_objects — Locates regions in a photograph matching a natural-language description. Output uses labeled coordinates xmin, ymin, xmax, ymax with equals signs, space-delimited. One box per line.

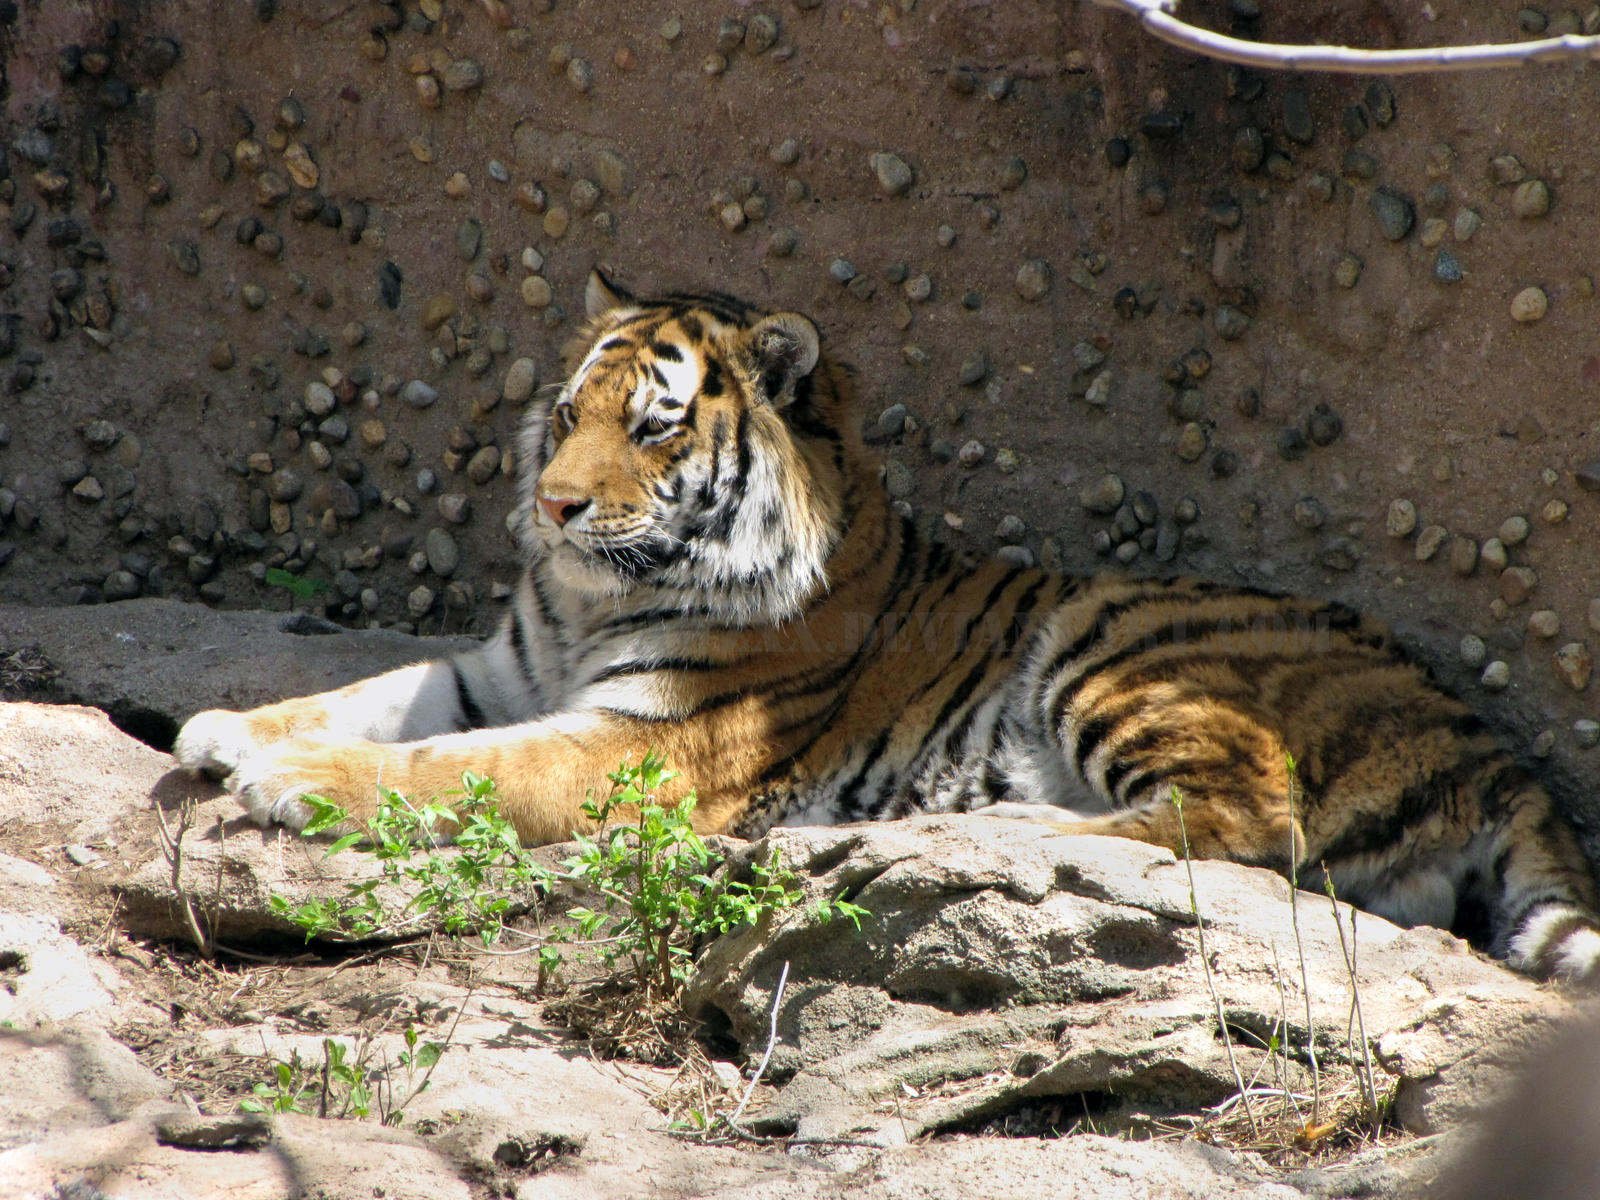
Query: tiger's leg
xmin=226 ymin=709 xmax=753 ymax=844
xmin=175 ymin=614 xmax=542 ymax=780
xmin=1043 ymin=789 xmax=1304 ymax=873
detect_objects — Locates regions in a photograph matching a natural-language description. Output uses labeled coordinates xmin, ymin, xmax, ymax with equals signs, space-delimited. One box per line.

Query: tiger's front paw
xmin=174 ymin=709 xmax=261 ymax=779
xmin=228 ymin=739 xmax=388 ymax=833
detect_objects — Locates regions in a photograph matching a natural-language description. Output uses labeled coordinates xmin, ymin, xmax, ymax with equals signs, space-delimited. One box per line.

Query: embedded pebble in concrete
xmin=1541 ymin=499 xmax=1568 ymax=524
xmin=1414 ymin=524 xmax=1448 ymax=561
xmin=1386 ymin=499 xmax=1416 ymax=537
xmin=1370 ymin=188 xmax=1414 ymax=241
xmin=1014 ymin=259 xmax=1051 ymax=301
xmin=1511 ymin=179 xmax=1550 ymax=218
xmin=1460 ymin=633 xmax=1487 ymax=668
xmin=1292 ymin=496 xmax=1327 ymax=530
xmin=1498 ymin=514 xmax=1529 ymax=546
xmin=1080 ymin=473 xmax=1125 ymax=515
xmin=1577 ymin=719 xmax=1600 ymax=748
xmin=1528 ymin=609 xmax=1561 ymax=639
xmin=1333 ymin=255 xmax=1362 ymax=289
xmin=1511 ymin=286 xmax=1547 ymax=322
xmin=1449 ymin=536 xmax=1479 ymax=576
xmin=402 ymin=379 xmax=439 ymax=408
xmin=425 ymin=528 xmax=460 ymax=576
xmin=1500 ymin=565 xmax=1538 ymax=605
xmin=1589 ymin=597 xmax=1600 ymax=633
xmin=1531 ymin=730 xmax=1556 ymax=758
xmin=504 ymin=358 xmax=537 ymax=402
xmin=1481 ymin=537 xmax=1508 ymax=571
xmin=1480 ymin=660 xmax=1511 ymax=691
xmin=1554 ymin=642 xmax=1592 ymax=691
xmin=957 ymin=440 xmax=985 ymax=467
xmin=870 ymin=151 xmax=913 ymax=197
xmin=1175 ymin=423 xmax=1207 ymax=462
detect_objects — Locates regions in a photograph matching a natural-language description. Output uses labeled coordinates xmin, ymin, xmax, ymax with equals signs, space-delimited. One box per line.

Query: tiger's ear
xmin=585 ymin=268 xmax=633 ymax=318
xmin=745 ymin=312 xmax=820 ymax=407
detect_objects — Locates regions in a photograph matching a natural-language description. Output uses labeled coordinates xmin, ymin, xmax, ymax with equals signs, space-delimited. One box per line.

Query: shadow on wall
xmin=1431 ymin=1009 xmax=1600 ymax=1199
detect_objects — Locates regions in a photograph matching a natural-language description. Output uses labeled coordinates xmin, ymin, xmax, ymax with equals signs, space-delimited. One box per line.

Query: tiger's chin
xmin=544 ymin=544 xmax=639 ymax=598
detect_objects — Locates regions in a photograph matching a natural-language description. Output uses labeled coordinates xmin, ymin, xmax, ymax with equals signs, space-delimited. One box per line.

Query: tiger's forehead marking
xmin=570 ymin=311 xmax=735 ymax=413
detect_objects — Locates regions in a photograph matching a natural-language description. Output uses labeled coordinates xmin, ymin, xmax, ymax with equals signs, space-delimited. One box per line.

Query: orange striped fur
xmin=176 ymin=272 xmax=1600 ymax=980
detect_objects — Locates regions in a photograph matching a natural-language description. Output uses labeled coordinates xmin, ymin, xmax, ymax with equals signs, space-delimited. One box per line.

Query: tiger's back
xmin=174 ymin=271 xmax=1600 ymax=981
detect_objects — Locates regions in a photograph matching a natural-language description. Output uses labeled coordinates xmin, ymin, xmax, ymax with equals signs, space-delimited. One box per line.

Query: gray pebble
xmin=1080 ymin=473 xmax=1125 ymax=515
xmin=1498 ymin=514 xmax=1530 ymax=546
xmin=1511 ymin=179 xmax=1551 ymax=218
xmin=1528 ymin=609 xmax=1561 ymax=639
xmin=1575 ymin=719 xmax=1600 ymax=748
xmin=407 ymin=585 xmax=435 ymax=619
xmin=904 ymin=274 xmax=933 ymax=302
xmin=1333 ymin=254 xmax=1363 ymax=289
xmin=417 ymin=468 xmax=438 ymax=494
xmin=1114 ymin=540 xmax=1141 ymax=565
xmin=425 ymin=527 xmax=460 ymax=576
xmin=1589 ymin=597 xmax=1600 ymax=633
xmin=1112 ymin=505 xmax=1140 ymax=540
xmin=874 ymin=404 xmax=908 ymax=438
xmin=443 ymin=58 xmax=485 ymax=91
xmin=1578 ymin=461 xmax=1600 ymax=492
xmin=957 ymin=440 xmax=986 ymax=467
xmin=1481 ymin=537 xmax=1508 ymax=571
xmin=438 ymin=493 xmax=471 ymax=523
xmin=1370 ymin=188 xmax=1415 ymax=241
xmin=958 ymin=355 xmax=987 ymax=387
xmin=1014 ymin=259 xmax=1051 ymax=302
xmin=1386 ymin=498 xmax=1417 ymax=537
xmin=1292 ymin=497 xmax=1327 ymax=530
xmin=870 ymin=151 xmax=913 ymax=197
xmin=1131 ymin=491 xmax=1158 ymax=526
xmin=997 ymin=545 xmax=1034 ymax=568
xmin=1531 ymin=730 xmax=1556 ymax=758
xmin=1318 ymin=538 xmax=1360 ymax=571
xmin=829 ymin=258 xmax=857 ymax=284
xmin=402 ymin=379 xmax=439 ymax=408
xmin=456 ymin=218 xmax=482 ymax=261
xmin=996 ymin=514 xmax=1026 ymax=543
xmin=937 ymin=224 xmax=957 ymax=248
xmin=884 ymin=459 xmax=914 ymax=500
xmin=769 ymin=137 xmax=800 ymax=166
xmin=1449 ymin=536 xmax=1480 ymax=576
xmin=265 ymin=469 xmax=303 ymax=502
xmin=1176 ymin=423 xmax=1208 ymax=462
xmin=1414 ymin=524 xmax=1448 ymax=561
xmin=1090 ymin=530 xmax=1113 ymax=556
xmin=1213 ymin=306 xmax=1250 ymax=340
xmin=1282 ymin=88 xmax=1314 ymax=144
xmin=1434 ymin=249 xmax=1463 ymax=284
xmin=1306 ymin=404 xmax=1343 ymax=446
xmin=1480 ymin=660 xmax=1511 ymax=691
xmin=503 ymin=358 xmax=537 ymax=403
xmin=1460 ymin=633 xmax=1487 ymax=668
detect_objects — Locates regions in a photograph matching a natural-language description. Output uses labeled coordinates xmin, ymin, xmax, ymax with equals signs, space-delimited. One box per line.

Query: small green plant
xmin=240 ymin=1024 xmax=448 ymax=1125
xmin=264 ymin=566 xmax=332 ymax=602
xmin=270 ymin=771 xmax=551 ymax=945
xmin=558 ymin=752 xmax=866 ymax=999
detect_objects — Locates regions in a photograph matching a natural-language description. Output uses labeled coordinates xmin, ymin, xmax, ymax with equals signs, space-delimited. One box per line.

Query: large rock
xmin=0 ymin=599 xmax=478 ymax=747
xmin=683 ymin=817 xmax=1572 ymax=1143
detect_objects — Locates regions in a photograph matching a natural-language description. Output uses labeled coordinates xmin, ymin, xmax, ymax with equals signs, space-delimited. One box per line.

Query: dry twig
xmin=1092 ymin=0 xmax=1600 ymax=73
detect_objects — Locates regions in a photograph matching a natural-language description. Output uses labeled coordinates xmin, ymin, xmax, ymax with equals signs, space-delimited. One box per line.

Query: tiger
xmin=175 ymin=269 xmax=1600 ymax=981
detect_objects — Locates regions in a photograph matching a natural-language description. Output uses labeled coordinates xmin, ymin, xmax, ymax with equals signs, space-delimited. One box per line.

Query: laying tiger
xmin=177 ymin=270 xmax=1600 ymax=981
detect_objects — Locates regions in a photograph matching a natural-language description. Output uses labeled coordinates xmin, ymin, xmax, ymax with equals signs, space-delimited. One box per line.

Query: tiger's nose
xmin=539 ymin=494 xmax=589 ymax=527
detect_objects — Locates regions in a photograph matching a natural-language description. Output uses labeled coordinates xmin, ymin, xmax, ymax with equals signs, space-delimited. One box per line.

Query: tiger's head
xmin=518 ymin=270 xmax=859 ymax=623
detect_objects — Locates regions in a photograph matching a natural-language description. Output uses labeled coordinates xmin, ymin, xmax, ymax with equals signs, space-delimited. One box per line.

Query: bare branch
xmin=1091 ymin=0 xmax=1600 ymax=74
